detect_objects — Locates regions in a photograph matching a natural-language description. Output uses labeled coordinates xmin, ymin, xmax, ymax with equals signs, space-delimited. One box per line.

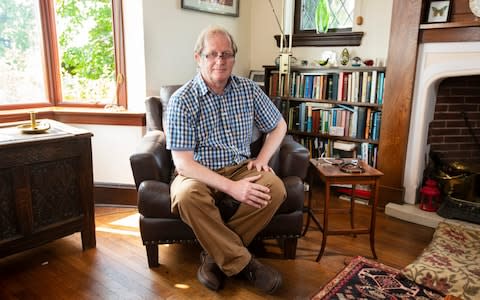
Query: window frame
xmin=274 ymin=0 xmax=363 ymax=47
xmin=1 ymin=0 xmax=127 ymax=110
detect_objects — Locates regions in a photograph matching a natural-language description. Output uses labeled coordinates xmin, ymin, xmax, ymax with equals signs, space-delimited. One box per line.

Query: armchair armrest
xmin=278 ymin=176 xmax=305 ymax=213
xmin=138 ymin=180 xmax=177 ymax=219
xmin=129 ymin=130 xmax=173 ymax=189
xmin=278 ymin=135 xmax=310 ymax=180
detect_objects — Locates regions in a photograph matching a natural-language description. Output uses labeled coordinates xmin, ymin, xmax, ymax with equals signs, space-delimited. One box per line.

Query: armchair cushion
xmin=137 ymin=180 xmax=175 ymax=219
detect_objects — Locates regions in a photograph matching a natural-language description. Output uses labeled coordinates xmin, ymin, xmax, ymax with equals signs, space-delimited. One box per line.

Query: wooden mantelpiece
xmin=420 ymin=21 xmax=480 ymax=43
xmin=377 ymin=0 xmax=480 ymax=207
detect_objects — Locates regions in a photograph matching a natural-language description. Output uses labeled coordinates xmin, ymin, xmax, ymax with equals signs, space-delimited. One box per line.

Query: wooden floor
xmin=0 ymin=186 xmax=436 ymax=299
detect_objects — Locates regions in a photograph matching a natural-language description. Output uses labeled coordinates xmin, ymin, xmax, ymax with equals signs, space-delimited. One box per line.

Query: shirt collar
xmin=193 ymin=73 xmax=237 ymax=96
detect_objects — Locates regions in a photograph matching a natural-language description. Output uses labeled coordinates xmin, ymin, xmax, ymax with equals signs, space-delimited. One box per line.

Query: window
xmin=275 ymin=0 xmax=362 ymax=47
xmin=0 ymin=0 xmax=47 ymax=106
xmin=0 ymin=0 xmax=126 ymax=109
xmin=297 ymin=0 xmax=354 ymax=32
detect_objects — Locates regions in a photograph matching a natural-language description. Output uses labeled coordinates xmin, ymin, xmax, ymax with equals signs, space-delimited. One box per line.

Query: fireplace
xmin=385 ymin=41 xmax=480 ymax=227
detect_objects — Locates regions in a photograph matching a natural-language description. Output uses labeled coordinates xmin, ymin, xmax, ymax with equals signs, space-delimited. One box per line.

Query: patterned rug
xmin=311 ymin=256 xmax=445 ymax=300
xmin=401 ymin=221 xmax=480 ymax=300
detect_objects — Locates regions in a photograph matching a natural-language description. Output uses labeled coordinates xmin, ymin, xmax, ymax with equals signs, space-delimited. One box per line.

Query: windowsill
xmin=274 ymin=31 xmax=364 ymax=47
xmin=0 ymin=106 xmax=145 ymax=126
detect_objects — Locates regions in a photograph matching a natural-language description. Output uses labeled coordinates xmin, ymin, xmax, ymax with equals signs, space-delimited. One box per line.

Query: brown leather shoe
xmin=197 ymin=251 xmax=225 ymax=291
xmin=241 ymin=257 xmax=282 ymax=294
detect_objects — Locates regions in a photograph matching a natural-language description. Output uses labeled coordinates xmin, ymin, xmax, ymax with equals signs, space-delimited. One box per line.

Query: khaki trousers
xmin=170 ymin=161 xmax=286 ymax=276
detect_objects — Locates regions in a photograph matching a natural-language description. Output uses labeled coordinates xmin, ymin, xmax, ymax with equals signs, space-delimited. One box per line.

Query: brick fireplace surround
xmin=385 ymin=42 xmax=480 ymax=228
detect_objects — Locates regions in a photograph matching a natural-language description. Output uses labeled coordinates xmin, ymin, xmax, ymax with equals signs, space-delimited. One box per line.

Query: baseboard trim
xmin=94 ymin=183 xmax=137 ymax=206
xmin=378 ymin=185 xmax=404 ymax=208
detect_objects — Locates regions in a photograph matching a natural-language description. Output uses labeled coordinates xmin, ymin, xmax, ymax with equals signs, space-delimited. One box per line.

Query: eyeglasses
xmin=201 ymin=51 xmax=235 ymax=61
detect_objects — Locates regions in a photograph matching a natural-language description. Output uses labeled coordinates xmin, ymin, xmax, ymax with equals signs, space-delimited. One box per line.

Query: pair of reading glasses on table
xmin=317 ymin=157 xmax=365 ymax=174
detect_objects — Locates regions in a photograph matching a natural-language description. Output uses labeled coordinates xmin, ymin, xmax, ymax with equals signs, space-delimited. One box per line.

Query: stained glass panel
xmin=300 ymin=0 xmax=354 ymax=31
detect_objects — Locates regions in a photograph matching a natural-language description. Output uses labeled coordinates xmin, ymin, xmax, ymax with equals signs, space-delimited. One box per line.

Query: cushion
xmin=401 ymin=221 xmax=480 ymax=300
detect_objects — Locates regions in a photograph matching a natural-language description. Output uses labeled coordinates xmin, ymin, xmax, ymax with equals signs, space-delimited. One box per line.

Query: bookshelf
xmin=263 ymin=65 xmax=386 ymax=167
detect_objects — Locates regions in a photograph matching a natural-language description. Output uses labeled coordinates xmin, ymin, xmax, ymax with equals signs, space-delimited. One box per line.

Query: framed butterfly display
xmin=427 ymin=0 xmax=451 ymax=23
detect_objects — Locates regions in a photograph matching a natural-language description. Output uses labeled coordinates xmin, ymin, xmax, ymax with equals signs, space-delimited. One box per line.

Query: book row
xmin=296 ymin=136 xmax=379 ymax=168
xmin=269 ymin=70 xmax=386 ymax=105
xmin=283 ymin=102 xmax=382 ymax=141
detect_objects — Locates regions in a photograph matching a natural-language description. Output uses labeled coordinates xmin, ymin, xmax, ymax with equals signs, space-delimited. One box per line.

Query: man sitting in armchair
xmin=165 ymin=25 xmax=287 ymax=294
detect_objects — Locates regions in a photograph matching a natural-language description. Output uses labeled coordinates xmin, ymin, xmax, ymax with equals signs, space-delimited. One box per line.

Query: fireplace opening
xmin=426 ymin=75 xmax=480 ymax=166
xmin=422 ymin=75 xmax=480 ymax=224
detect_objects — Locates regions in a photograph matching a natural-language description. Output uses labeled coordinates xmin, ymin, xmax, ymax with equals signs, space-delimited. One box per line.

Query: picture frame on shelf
xmin=249 ymin=70 xmax=265 ymax=88
xmin=426 ymin=0 xmax=451 ymax=23
xmin=181 ymin=0 xmax=239 ymax=17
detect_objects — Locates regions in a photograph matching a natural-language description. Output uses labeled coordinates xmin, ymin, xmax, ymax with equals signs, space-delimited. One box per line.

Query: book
xmin=306 ymin=105 xmax=313 ymax=132
xmin=336 ymin=187 xmax=372 ymax=199
xmin=333 ymin=140 xmax=357 ymax=151
xmin=377 ymin=72 xmax=385 ymax=104
xmin=337 ymin=72 xmax=345 ymax=101
xmin=361 ymin=142 xmax=369 ymax=162
xmin=312 ymin=109 xmax=321 ymax=133
xmin=290 ymin=72 xmax=297 ymax=96
xmin=369 ymin=70 xmax=378 ymax=103
xmin=361 ymin=71 xmax=369 ymax=102
xmin=299 ymin=102 xmax=306 ymax=131
xmin=342 ymin=72 xmax=350 ymax=101
xmin=349 ymin=106 xmax=358 ymax=138
xmin=371 ymin=111 xmax=382 ymax=141
xmin=356 ymin=106 xmax=367 ymax=139
xmin=333 ymin=141 xmax=357 ymax=158
xmin=303 ymin=75 xmax=314 ymax=99
xmin=331 ymin=73 xmax=339 ymax=100
xmin=270 ymin=72 xmax=279 ymax=97
xmin=364 ymin=108 xmax=372 ymax=139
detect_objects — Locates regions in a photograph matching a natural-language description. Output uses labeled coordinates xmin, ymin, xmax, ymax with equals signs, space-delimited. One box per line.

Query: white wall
xmin=72 ymin=124 xmax=145 ymax=185
xmin=94 ymin=0 xmax=393 ymax=186
xmin=142 ymin=0 xmax=252 ymax=96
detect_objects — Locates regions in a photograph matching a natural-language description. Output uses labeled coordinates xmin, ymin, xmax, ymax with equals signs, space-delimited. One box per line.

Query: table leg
xmin=81 ymin=211 xmax=96 ymax=250
xmin=369 ymin=179 xmax=380 ymax=259
xmin=350 ymin=184 xmax=357 ymax=237
xmin=316 ymin=180 xmax=330 ymax=262
xmin=302 ymin=197 xmax=323 ymax=236
xmin=303 ymin=172 xmax=323 ymax=236
xmin=302 ymin=186 xmax=312 ymax=236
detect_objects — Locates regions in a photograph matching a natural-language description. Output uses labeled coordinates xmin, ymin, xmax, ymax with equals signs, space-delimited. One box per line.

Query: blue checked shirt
xmin=166 ymin=73 xmax=282 ymax=170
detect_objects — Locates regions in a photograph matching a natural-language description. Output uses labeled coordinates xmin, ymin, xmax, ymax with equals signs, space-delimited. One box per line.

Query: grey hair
xmin=194 ymin=25 xmax=238 ymax=56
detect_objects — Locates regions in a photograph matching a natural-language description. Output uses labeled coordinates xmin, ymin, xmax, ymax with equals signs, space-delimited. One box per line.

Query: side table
xmin=305 ymin=158 xmax=384 ymax=262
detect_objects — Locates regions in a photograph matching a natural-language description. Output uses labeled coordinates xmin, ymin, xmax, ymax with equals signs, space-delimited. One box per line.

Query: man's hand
xmin=247 ymin=159 xmax=274 ymax=173
xmin=231 ymin=174 xmax=271 ymax=208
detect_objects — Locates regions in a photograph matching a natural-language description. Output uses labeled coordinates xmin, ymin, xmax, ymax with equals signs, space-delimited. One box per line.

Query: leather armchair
xmin=130 ymin=85 xmax=310 ymax=268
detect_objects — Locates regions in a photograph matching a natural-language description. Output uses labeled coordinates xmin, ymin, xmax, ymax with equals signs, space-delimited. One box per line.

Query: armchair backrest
xmin=145 ymin=85 xmax=183 ymax=132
